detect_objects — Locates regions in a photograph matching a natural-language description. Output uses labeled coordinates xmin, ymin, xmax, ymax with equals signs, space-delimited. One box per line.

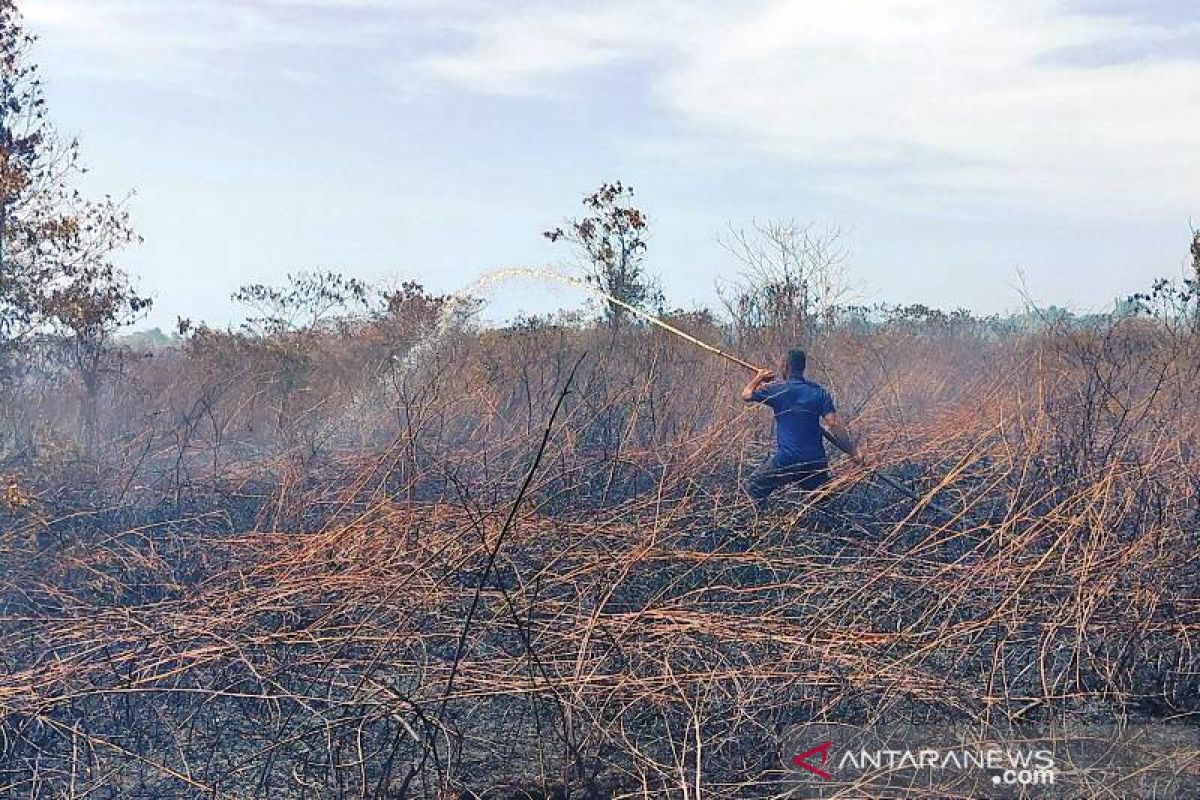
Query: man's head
xmin=783 ymin=348 xmax=807 ymax=379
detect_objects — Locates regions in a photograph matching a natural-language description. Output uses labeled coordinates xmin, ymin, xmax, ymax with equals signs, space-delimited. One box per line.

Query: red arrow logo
xmin=791 ymin=741 xmax=833 ymax=780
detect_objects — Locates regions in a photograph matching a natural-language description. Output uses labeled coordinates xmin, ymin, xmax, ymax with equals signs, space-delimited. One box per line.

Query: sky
xmin=20 ymin=0 xmax=1200 ymax=329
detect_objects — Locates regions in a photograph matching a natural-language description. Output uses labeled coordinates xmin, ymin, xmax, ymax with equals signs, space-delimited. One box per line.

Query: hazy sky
xmin=21 ymin=0 xmax=1200 ymax=328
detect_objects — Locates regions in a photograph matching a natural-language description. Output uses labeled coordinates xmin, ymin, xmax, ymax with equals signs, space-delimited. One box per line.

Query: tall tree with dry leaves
xmin=1 ymin=0 xmax=149 ymax=455
xmin=544 ymin=181 xmax=662 ymax=329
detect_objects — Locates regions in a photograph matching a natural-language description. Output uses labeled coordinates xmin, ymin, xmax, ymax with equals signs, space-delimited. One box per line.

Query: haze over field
xmin=4 ymin=2 xmax=1200 ymax=797
xmin=21 ymin=0 xmax=1200 ymax=327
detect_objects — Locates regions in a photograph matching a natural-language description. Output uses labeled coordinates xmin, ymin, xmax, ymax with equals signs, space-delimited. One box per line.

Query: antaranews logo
xmin=782 ymin=722 xmax=1200 ymax=798
xmin=790 ymin=741 xmax=832 ymax=780
xmin=789 ymin=737 xmax=1054 ymax=786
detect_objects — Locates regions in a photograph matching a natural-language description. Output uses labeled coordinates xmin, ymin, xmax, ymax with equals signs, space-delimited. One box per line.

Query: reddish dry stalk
xmin=1 ymin=319 xmax=1197 ymax=796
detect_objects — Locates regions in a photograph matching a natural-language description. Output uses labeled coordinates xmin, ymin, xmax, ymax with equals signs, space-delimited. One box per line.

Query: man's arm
xmin=741 ymin=368 xmax=776 ymax=402
xmin=822 ymin=411 xmax=864 ymax=464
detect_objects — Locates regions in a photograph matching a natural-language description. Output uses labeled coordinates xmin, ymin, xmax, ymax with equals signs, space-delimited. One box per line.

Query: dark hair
xmin=785 ymin=348 xmax=807 ymax=378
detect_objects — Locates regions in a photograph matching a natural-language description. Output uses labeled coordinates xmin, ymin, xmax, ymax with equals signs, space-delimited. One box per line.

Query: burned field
xmin=1 ymin=0 xmax=1197 ymax=793
xmin=2 ymin=315 xmax=1197 ymax=798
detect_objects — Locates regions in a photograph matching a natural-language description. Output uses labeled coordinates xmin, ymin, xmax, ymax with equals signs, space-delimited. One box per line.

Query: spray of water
xmin=396 ymin=266 xmax=930 ymax=503
xmin=398 ymin=266 xmax=762 ymax=377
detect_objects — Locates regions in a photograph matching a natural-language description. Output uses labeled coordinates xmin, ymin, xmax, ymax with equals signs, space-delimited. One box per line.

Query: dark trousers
xmin=746 ymin=458 xmax=830 ymax=505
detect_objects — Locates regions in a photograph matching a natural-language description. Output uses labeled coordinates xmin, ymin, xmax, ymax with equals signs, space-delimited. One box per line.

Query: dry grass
xmin=1 ymin=317 xmax=1197 ymax=797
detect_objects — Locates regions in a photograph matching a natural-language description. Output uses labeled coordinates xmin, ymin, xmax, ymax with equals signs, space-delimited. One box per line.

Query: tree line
xmin=2 ymin=0 xmax=1197 ymax=467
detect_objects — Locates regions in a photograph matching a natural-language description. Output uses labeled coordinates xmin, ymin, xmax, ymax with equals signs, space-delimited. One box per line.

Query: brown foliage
xmin=0 ymin=307 xmax=1197 ymax=796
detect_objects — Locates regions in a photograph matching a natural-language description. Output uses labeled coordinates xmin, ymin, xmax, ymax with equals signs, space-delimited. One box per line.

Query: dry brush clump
xmin=0 ymin=312 xmax=1198 ymax=798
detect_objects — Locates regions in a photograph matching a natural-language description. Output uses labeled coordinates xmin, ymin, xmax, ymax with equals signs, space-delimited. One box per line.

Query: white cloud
xmin=665 ymin=2 xmax=1197 ymax=200
xmin=415 ymin=9 xmax=648 ymax=96
xmin=22 ymin=0 xmax=409 ymax=87
xmin=401 ymin=0 xmax=1199 ymax=214
xmin=400 ymin=0 xmax=690 ymax=96
xmin=20 ymin=0 xmax=1200 ymax=216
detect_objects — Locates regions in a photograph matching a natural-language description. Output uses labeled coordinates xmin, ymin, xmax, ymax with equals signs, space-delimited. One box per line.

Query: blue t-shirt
xmin=750 ymin=378 xmax=836 ymax=466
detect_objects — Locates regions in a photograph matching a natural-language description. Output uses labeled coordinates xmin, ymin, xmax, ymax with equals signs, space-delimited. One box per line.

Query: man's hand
xmin=752 ymin=368 xmax=775 ymax=386
xmin=822 ymin=413 xmax=866 ymax=465
xmin=741 ymin=367 xmax=776 ymax=402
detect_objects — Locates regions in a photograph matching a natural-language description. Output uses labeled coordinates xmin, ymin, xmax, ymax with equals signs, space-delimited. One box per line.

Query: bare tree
xmin=227 ymin=270 xmax=369 ymax=449
xmin=1191 ymin=225 xmax=1199 ymax=327
xmin=1126 ymin=225 xmax=1200 ymax=334
xmin=232 ymin=270 xmax=368 ymax=337
xmin=1191 ymin=225 xmax=1199 ymax=276
xmin=717 ymin=219 xmax=850 ymax=344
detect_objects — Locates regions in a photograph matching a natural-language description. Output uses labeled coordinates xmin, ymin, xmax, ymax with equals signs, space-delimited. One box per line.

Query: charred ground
xmin=2 ymin=306 xmax=1198 ymax=797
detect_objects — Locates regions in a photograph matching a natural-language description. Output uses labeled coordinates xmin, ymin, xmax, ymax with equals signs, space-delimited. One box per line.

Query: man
xmin=741 ymin=348 xmax=862 ymax=506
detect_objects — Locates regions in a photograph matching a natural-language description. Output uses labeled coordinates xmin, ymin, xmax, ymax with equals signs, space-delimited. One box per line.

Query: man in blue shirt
xmin=741 ymin=348 xmax=861 ymax=506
